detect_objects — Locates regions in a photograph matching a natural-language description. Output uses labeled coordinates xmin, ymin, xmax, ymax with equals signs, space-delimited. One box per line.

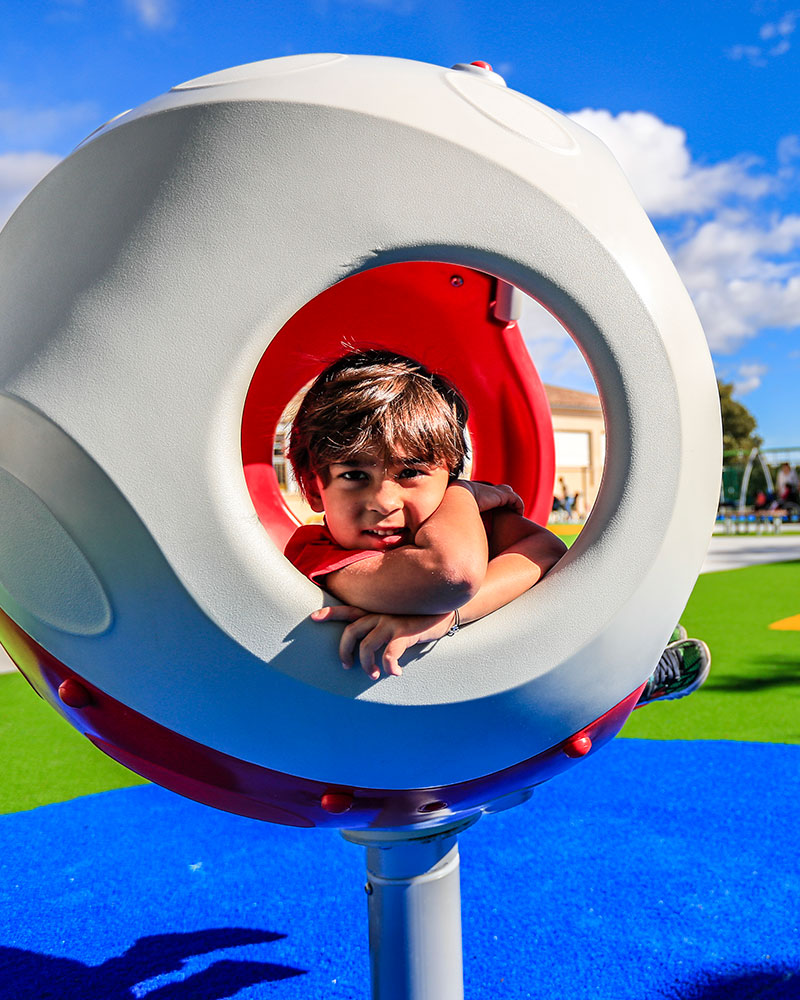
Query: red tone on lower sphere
xmin=2 ymin=606 xmax=645 ymax=830
xmin=58 ymin=677 xmax=92 ymax=708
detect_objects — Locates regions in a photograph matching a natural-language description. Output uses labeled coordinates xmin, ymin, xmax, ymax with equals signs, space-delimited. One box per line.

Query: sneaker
xmin=637 ymin=639 xmax=711 ymax=706
xmin=669 ymin=623 xmax=688 ymax=643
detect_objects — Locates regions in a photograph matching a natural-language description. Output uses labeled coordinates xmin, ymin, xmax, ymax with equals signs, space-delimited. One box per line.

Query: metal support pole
xmin=343 ymin=817 xmax=479 ymax=1000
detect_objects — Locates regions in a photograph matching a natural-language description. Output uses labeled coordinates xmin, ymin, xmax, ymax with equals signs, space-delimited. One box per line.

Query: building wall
xmin=545 ymin=386 xmax=604 ymax=518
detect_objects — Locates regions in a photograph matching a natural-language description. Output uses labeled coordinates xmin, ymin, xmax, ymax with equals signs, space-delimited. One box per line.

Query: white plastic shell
xmin=0 ymin=54 xmax=721 ymax=789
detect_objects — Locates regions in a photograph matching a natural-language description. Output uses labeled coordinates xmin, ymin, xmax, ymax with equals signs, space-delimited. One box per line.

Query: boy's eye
xmin=398 ymin=467 xmax=425 ymax=480
xmin=340 ymin=470 xmax=368 ymax=481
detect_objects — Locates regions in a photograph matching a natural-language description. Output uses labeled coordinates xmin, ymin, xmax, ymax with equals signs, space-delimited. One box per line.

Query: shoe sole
xmin=660 ymin=641 xmax=711 ymax=701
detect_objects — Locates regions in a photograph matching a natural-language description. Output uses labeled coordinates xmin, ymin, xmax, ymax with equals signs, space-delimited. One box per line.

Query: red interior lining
xmin=241 ymin=262 xmax=556 ymax=550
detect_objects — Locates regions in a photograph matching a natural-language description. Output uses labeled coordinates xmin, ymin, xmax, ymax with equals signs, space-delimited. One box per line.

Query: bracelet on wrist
xmin=446 ymin=608 xmax=460 ymax=637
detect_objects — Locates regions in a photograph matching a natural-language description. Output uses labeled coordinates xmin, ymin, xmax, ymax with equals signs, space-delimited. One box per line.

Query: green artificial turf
xmin=0 ymin=671 xmax=146 ymax=814
xmin=622 ymin=560 xmax=800 ymax=743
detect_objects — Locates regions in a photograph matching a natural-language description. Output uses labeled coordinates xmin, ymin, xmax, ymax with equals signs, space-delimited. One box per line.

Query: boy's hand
xmin=310 ymin=605 xmax=456 ymax=680
xmin=452 ymin=480 xmax=524 ymax=515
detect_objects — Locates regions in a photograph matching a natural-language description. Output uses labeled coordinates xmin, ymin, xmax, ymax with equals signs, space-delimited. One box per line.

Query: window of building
xmin=554 ymin=430 xmax=590 ymax=468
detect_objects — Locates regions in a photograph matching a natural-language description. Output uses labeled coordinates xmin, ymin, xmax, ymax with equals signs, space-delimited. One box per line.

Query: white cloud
xmin=126 ymin=0 xmax=176 ymax=29
xmin=777 ymin=134 xmax=800 ymax=166
xmin=0 ymin=102 xmax=98 ymax=148
xmin=668 ymin=212 xmax=800 ymax=352
xmin=567 ymin=109 xmax=771 ymax=218
xmin=759 ymin=9 xmax=798 ymax=39
xmin=0 ymin=152 xmax=60 ymax=228
xmin=727 ymin=44 xmax=768 ymax=67
xmin=733 ymin=362 xmax=769 ymax=395
xmin=727 ymin=8 xmax=798 ymax=64
xmin=564 ymin=108 xmax=800 ymax=357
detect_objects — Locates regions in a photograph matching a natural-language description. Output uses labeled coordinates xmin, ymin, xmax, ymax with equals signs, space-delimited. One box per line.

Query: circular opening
xmin=241 ymin=261 xmax=560 ymax=551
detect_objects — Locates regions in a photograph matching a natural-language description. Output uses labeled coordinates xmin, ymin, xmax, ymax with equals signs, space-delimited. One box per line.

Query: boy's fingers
xmin=311 ymin=605 xmax=366 ymax=622
xmin=358 ymin=628 xmax=386 ymax=678
xmin=339 ymin=615 xmax=381 ymax=681
xmin=383 ymin=639 xmax=408 ymax=677
xmin=339 ymin=616 xmax=379 ymax=668
xmin=358 ymin=623 xmax=405 ymax=679
xmin=337 ymin=618 xmax=414 ymax=681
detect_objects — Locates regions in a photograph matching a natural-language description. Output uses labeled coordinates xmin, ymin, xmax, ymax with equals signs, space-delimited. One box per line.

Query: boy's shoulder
xmin=284 ymin=521 xmax=330 ymax=553
xmin=284 ymin=522 xmax=379 ymax=583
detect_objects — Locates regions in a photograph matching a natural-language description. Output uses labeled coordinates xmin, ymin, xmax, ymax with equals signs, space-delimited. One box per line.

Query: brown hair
xmin=288 ymin=350 xmax=469 ymax=499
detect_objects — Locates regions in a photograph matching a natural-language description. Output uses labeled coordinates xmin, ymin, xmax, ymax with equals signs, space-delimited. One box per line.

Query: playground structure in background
xmin=719 ymin=446 xmax=800 ymax=533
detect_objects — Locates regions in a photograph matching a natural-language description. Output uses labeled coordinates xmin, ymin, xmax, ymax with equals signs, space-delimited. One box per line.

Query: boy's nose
xmin=370 ymin=479 xmax=401 ymax=514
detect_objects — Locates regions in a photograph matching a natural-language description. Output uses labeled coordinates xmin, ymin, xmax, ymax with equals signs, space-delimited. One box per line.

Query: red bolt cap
xmin=470 ymin=60 xmax=493 ymax=71
xmin=321 ymin=792 xmax=354 ymax=814
xmin=58 ymin=678 xmax=92 ymax=709
xmin=564 ymin=735 xmax=592 ymax=759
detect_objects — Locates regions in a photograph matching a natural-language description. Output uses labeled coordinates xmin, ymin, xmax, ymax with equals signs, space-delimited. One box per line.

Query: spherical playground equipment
xmin=0 ymin=55 xmax=721 ymax=998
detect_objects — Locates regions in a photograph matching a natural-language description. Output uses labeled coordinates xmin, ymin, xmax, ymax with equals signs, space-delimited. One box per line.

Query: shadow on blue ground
xmin=672 ymin=967 xmax=800 ymax=1000
xmin=0 ymin=929 xmax=305 ymax=1000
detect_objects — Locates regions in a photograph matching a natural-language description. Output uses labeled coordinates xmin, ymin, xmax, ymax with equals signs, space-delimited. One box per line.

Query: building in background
xmin=545 ymin=384 xmax=604 ymax=519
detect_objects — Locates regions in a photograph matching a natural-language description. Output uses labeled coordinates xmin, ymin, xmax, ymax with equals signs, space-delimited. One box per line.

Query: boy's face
xmin=309 ymin=451 xmax=450 ymax=551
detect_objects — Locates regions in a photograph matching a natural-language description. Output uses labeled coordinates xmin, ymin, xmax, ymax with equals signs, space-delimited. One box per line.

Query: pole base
xmin=343 ymin=818 xmax=480 ymax=1000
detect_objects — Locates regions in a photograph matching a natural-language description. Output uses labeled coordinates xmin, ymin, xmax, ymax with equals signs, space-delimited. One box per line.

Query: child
xmin=286 ymin=349 xmax=710 ymax=697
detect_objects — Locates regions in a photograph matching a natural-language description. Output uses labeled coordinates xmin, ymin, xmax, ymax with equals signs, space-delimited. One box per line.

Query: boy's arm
xmin=321 ymin=483 xmax=490 ymax=615
xmin=316 ymin=511 xmax=567 ymax=677
xmin=455 ymin=510 xmax=567 ymax=625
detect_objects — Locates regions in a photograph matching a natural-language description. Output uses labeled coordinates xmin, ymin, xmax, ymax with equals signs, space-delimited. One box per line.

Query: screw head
xmin=418 ymin=800 xmax=448 ymax=813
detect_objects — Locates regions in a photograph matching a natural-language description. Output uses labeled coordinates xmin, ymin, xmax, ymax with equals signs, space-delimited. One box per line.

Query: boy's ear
xmin=306 ymin=477 xmax=325 ymax=513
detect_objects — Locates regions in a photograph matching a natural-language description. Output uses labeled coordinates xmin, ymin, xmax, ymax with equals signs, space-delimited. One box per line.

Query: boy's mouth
xmin=363 ymin=526 xmax=408 ymax=546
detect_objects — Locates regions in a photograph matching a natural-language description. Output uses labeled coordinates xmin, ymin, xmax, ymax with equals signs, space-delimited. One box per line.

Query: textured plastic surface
xmin=0 ymin=54 xmax=721 ymax=797
xmin=0 ymin=467 xmax=112 ymax=635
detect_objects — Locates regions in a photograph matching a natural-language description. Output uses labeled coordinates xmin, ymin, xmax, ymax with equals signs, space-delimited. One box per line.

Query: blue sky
xmin=1 ymin=0 xmax=798 ymax=448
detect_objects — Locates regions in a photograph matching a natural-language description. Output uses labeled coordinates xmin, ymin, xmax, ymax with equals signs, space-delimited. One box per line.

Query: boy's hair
xmin=288 ymin=349 xmax=469 ymax=499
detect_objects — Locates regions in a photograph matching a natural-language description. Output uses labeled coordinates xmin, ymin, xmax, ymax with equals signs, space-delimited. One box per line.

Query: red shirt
xmin=284 ymin=522 xmax=380 ymax=583
xmin=285 ymin=513 xmax=494 ymax=585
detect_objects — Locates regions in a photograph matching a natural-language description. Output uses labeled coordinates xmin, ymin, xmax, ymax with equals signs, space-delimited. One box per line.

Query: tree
xmin=718 ymin=379 xmax=762 ymax=455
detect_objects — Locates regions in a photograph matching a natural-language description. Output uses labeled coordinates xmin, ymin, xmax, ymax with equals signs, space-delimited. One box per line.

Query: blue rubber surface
xmin=2 ymin=738 xmax=799 ymax=999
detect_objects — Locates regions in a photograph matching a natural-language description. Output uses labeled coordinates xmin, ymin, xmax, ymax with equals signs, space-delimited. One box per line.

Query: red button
xmin=564 ymin=735 xmax=592 ymax=758
xmin=470 ymin=60 xmax=494 ymax=71
xmin=58 ymin=678 xmax=92 ymax=709
xmin=321 ymin=792 xmax=354 ymax=813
